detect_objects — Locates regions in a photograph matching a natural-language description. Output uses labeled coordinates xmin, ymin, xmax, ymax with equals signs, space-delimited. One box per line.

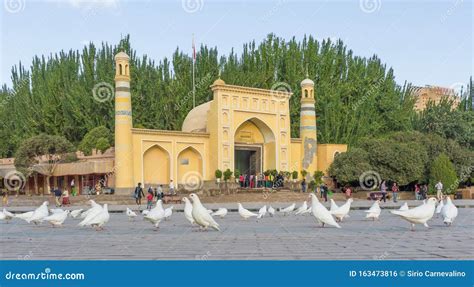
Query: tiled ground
xmin=1 ymin=209 xmax=473 ymax=260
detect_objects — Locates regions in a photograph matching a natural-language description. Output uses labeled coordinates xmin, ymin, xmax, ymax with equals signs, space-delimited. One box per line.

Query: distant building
xmin=412 ymin=85 xmax=460 ymax=111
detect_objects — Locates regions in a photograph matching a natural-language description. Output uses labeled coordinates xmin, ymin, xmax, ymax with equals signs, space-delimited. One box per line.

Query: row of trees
xmin=2 ymin=34 xmax=417 ymax=157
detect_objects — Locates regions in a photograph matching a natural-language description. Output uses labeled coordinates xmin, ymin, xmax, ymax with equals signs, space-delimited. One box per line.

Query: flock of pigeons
xmin=0 ymin=193 xmax=459 ymax=232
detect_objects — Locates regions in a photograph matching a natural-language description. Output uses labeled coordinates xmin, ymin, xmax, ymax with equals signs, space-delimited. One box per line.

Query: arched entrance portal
xmin=143 ymin=145 xmax=170 ymax=185
xmin=234 ymin=118 xmax=276 ymax=176
xmin=177 ymin=147 xmax=203 ymax=184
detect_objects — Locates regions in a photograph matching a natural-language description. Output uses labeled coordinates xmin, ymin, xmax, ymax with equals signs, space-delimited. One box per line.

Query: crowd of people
xmin=133 ymin=181 xmax=177 ymax=210
xmin=237 ymin=173 xmax=285 ymax=189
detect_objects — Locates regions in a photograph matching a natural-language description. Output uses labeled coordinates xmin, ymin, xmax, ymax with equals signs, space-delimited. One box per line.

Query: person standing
xmin=146 ymin=190 xmax=154 ymax=210
xmin=380 ymin=180 xmax=387 ymax=202
xmin=157 ymin=185 xmax=164 ymax=200
xmin=420 ymin=183 xmax=428 ymax=200
xmin=301 ymin=178 xmax=307 ymax=193
xmin=70 ymin=178 xmax=77 ymax=196
xmin=435 ymin=181 xmax=443 ymax=201
xmin=134 ymin=183 xmax=145 ymax=207
xmin=345 ymin=185 xmax=352 ymax=199
xmin=62 ymin=189 xmax=70 ymax=206
xmin=320 ymin=183 xmax=328 ymax=202
xmin=392 ymin=182 xmax=399 ymax=203
xmin=239 ymin=174 xmax=244 ymax=188
xmin=414 ymin=184 xmax=420 ymax=200
xmin=53 ymin=186 xmax=62 ymax=207
xmin=169 ymin=180 xmax=175 ymax=195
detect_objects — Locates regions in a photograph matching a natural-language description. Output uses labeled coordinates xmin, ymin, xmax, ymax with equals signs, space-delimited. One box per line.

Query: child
xmin=146 ymin=191 xmax=153 ymax=210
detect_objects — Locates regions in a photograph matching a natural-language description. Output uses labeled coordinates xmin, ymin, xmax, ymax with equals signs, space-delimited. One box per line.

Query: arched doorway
xmin=143 ymin=145 xmax=170 ymax=186
xmin=234 ymin=118 xmax=276 ymax=176
xmin=177 ymin=147 xmax=203 ymax=184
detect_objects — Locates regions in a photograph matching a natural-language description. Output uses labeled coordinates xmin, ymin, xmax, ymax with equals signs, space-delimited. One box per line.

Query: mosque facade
xmin=113 ymin=52 xmax=347 ymax=194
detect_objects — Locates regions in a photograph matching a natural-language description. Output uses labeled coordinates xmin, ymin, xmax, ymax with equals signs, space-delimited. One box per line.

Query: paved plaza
xmin=1 ymin=208 xmax=473 ymax=260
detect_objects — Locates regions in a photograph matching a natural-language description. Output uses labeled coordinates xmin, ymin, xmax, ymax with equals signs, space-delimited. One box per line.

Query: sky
xmin=1 ymin=0 xmax=472 ymax=92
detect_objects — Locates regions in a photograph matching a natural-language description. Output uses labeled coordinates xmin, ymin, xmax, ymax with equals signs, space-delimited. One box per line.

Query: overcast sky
xmin=1 ymin=0 xmax=472 ymax=91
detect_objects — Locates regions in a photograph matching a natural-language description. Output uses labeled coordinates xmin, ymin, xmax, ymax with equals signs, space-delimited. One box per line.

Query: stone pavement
xmin=1 ymin=209 xmax=473 ymax=260
xmin=4 ymin=199 xmax=474 ymax=213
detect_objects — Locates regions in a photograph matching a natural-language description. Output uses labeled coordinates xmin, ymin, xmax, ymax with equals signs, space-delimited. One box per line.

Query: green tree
xmin=78 ymin=126 xmax=112 ymax=155
xmin=14 ymin=134 xmax=75 ymax=195
xmin=429 ymin=154 xmax=458 ymax=194
xmin=328 ymin=148 xmax=372 ymax=185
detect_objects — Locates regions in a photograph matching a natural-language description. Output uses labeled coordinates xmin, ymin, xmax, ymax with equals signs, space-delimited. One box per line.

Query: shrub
xmin=429 ymin=153 xmax=458 ymax=194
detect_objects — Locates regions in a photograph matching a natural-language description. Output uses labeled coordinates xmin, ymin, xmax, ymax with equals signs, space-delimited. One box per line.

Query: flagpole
xmin=192 ymin=34 xmax=196 ymax=108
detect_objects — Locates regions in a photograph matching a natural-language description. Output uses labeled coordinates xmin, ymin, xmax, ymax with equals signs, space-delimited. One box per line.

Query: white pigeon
xmin=257 ymin=205 xmax=267 ymax=219
xmin=141 ymin=210 xmax=150 ymax=216
xmin=441 ymin=197 xmax=458 ymax=226
xmin=14 ymin=211 xmax=34 ymax=222
xmin=126 ymin=207 xmax=137 ymax=221
xmin=279 ymin=203 xmax=295 ymax=216
xmin=69 ymin=209 xmax=83 ymax=218
xmin=144 ymin=200 xmax=166 ymax=229
xmin=300 ymin=207 xmax=312 ymax=215
xmin=390 ymin=197 xmax=437 ymax=230
xmin=43 ymin=210 xmax=70 ymax=227
xmin=435 ymin=199 xmax=444 ymax=216
xmin=309 ymin=193 xmax=341 ymax=228
xmin=27 ymin=201 xmax=49 ymax=224
xmin=49 ymin=208 xmax=64 ymax=214
xmin=78 ymin=203 xmax=104 ymax=227
xmin=399 ymin=202 xmax=409 ymax=211
xmin=189 ymin=193 xmax=220 ymax=231
xmin=80 ymin=200 xmax=102 ymax=219
xmin=365 ymin=200 xmax=381 ymax=220
xmin=331 ymin=198 xmax=353 ymax=222
xmin=82 ymin=204 xmax=110 ymax=230
xmin=1 ymin=208 xmax=15 ymax=223
xmin=207 ymin=209 xmax=213 ymax=214
xmin=238 ymin=203 xmax=258 ymax=220
xmin=267 ymin=206 xmax=275 ymax=217
xmin=182 ymin=197 xmax=195 ymax=224
xmin=212 ymin=208 xmax=228 ymax=218
xmin=294 ymin=201 xmax=308 ymax=215
xmin=164 ymin=206 xmax=173 ymax=220
xmin=329 ymin=199 xmax=339 ymax=212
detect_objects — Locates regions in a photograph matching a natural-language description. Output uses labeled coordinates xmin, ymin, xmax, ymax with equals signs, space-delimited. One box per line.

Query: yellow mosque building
xmin=113 ymin=52 xmax=347 ymax=194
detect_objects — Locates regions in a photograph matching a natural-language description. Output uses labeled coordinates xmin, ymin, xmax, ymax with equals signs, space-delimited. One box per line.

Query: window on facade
xmin=180 ymin=159 xmax=189 ymax=165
